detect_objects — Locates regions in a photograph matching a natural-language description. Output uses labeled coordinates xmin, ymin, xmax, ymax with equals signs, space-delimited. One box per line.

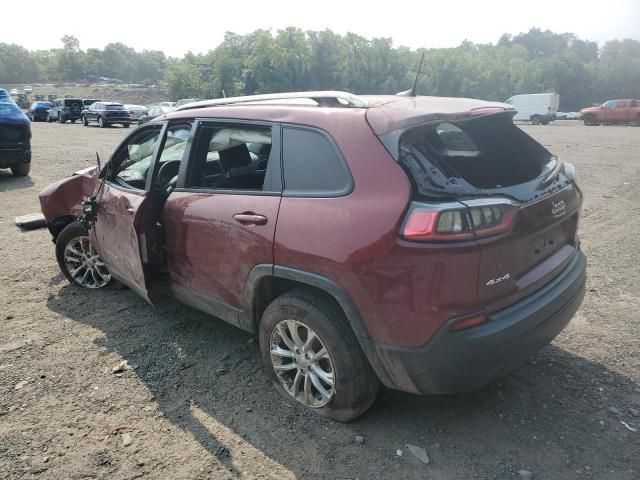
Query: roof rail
xmin=175 ymin=91 xmax=368 ymax=111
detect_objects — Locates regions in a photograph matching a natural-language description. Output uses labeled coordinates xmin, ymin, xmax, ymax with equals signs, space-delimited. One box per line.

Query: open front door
xmin=89 ymin=123 xmax=167 ymax=303
xmin=91 ymin=185 xmax=154 ymax=301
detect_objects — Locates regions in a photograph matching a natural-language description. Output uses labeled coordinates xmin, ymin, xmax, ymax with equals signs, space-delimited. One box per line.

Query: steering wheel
xmin=156 ymin=160 xmax=181 ymax=192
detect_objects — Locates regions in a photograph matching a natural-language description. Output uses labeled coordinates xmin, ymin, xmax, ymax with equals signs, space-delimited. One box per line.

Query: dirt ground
xmin=1 ymin=120 xmax=639 ymax=480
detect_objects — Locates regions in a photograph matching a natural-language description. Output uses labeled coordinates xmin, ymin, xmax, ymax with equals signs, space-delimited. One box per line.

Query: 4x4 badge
xmin=551 ymin=200 xmax=567 ymax=217
xmin=486 ymin=273 xmax=511 ymax=286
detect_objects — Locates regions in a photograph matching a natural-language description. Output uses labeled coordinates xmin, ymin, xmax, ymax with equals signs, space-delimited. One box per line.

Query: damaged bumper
xmin=361 ymin=251 xmax=586 ymax=395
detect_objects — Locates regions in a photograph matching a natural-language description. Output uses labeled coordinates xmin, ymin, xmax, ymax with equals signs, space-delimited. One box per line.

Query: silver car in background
xmin=124 ymin=104 xmax=149 ymax=122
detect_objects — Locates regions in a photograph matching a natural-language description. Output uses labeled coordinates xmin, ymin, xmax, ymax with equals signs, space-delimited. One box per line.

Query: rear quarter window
xmin=282 ymin=127 xmax=352 ymax=196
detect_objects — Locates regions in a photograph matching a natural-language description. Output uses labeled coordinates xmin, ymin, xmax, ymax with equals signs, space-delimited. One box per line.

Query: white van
xmin=505 ymin=93 xmax=560 ymax=124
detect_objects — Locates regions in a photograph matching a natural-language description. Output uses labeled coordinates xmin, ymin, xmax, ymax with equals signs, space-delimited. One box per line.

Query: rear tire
xmin=11 ymin=163 xmax=30 ymax=177
xmin=259 ymin=289 xmax=379 ymax=422
xmin=98 ymin=116 xmax=107 ymax=128
xmin=55 ymin=221 xmax=112 ymax=289
xmin=531 ymin=115 xmax=541 ymax=125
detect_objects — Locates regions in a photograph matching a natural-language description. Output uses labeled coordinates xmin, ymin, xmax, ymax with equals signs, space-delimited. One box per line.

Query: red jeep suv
xmin=39 ymin=91 xmax=586 ymax=421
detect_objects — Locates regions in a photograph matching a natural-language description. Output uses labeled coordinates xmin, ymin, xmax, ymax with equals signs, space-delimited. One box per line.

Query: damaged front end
xmin=39 ymin=166 xmax=100 ymax=241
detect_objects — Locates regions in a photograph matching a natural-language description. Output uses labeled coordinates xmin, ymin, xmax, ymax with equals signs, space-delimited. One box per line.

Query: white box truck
xmin=504 ymin=93 xmax=560 ymax=125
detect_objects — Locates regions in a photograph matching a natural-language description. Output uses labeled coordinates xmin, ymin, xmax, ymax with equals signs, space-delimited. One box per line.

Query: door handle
xmin=233 ymin=213 xmax=268 ymax=226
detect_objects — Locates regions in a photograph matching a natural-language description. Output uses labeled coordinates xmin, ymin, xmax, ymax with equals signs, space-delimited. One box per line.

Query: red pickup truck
xmin=581 ymin=99 xmax=640 ymax=126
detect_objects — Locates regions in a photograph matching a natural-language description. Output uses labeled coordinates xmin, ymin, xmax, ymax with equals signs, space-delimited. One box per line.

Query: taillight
xmin=401 ymin=200 xmax=517 ymax=242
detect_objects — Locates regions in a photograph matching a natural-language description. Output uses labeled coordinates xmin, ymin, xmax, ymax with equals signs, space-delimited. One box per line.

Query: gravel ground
xmin=1 ymin=121 xmax=639 ymax=479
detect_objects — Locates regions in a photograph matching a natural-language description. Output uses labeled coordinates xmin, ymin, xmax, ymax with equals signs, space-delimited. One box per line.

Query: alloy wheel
xmin=270 ymin=319 xmax=335 ymax=408
xmin=63 ymin=235 xmax=111 ymax=288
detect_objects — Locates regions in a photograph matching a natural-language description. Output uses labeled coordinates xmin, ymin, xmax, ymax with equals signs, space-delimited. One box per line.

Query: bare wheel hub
xmin=64 ymin=235 xmax=111 ymax=289
xmin=270 ymin=320 xmax=335 ymax=408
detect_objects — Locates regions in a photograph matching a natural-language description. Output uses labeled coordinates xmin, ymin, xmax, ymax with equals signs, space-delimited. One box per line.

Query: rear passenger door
xmin=162 ymin=120 xmax=282 ymax=327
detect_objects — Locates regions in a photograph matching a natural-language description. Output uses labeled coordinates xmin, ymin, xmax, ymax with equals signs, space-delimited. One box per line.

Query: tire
xmin=259 ymin=289 xmax=379 ymax=422
xmin=11 ymin=163 xmax=30 ymax=177
xmin=531 ymin=115 xmax=541 ymax=125
xmin=55 ymin=221 xmax=112 ymax=289
xmin=122 ymin=123 xmax=130 ymax=128
xmin=82 ymin=115 xmax=88 ymax=126
xmin=58 ymin=113 xmax=65 ymax=124
xmin=583 ymin=115 xmax=599 ymax=126
xmin=98 ymin=116 xmax=107 ymax=128
xmin=71 ymin=119 xmax=76 ymax=124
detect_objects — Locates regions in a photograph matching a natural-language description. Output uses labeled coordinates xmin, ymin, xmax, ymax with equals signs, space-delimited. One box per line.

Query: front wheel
xmin=583 ymin=115 xmax=600 ymax=126
xmin=55 ymin=221 xmax=112 ymax=289
xmin=259 ymin=289 xmax=379 ymax=422
xmin=98 ymin=116 xmax=107 ymax=128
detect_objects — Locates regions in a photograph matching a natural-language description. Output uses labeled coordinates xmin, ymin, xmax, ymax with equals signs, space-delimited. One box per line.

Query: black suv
xmin=81 ymin=102 xmax=131 ymax=128
xmin=48 ymin=98 xmax=84 ymax=123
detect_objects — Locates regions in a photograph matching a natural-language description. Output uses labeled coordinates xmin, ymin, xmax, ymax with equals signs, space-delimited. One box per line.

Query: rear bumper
xmin=361 ymin=250 xmax=586 ymax=395
xmin=0 ymin=147 xmax=31 ymax=168
xmin=105 ymin=117 xmax=130 ymax=124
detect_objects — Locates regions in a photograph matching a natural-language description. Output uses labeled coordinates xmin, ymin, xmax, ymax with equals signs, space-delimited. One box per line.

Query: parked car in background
xmin=505 ymin=93 xmax=559 ymax=124
xmin=24 ymin=86 xmax=33 ymax=94
xmin=137 ymin=104 xmax=173 ymax=125
xmin=83 ymin=99 xmax=100 ymax=109
xmin=39 ymin=91 xmax=585 ymax=422
xmin=173 ymin=98 xmax=203 ymax=108
xmin=27 ymin=101 xmax=53 ymax=122
xmin=48 ymin=98 xmax=84 ymax=123
xmin=124 ymin=104 xmax=148 ymax=122
xmin=81 ymin=102 xmax=131 ymax=128
xmin=580 ymin=99 xmax=640 ymax=126
xmin=0 ymin=88 xmax=31 ymax=176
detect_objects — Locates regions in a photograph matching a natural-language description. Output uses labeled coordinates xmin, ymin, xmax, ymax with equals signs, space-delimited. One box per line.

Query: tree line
xmin=1 ymin=28 xmax=639 ymax=110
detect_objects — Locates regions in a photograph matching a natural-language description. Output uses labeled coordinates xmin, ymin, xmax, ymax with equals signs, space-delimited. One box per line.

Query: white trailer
xmin=504 ymin=93 xmax=560 ymax=124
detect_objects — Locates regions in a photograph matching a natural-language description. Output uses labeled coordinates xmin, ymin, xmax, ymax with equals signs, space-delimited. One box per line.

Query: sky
xmin=2 ymin=0 xmax=639 ymax=56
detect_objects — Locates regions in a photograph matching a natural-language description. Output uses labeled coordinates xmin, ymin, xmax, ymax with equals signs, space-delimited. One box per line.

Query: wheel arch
xmin=47 ymin=215 xmax=77 ymax=242
xmin=241 ymin=265 xmax=370 ymax=340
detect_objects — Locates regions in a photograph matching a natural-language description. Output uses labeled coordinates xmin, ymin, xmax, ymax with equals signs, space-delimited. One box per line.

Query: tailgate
xmin=474 ymin=184 xmax=582 ymax=311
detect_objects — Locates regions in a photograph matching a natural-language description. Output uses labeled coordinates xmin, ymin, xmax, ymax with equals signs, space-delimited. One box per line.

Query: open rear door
xmin=90 ymin=184 xmax=154 ymax=302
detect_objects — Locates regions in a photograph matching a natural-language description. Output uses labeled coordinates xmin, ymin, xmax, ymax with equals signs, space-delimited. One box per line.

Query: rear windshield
xmin=106 ymin=104 xmax=124 ymax=110
xmin=395 ymin=112 xmax=554 ymax=192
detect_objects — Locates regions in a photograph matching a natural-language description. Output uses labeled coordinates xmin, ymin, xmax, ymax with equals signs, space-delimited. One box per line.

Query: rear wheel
xmin=82 ymin=115 xmax=88 ymax=126
xmin=259 ymin=289 xmax=379 ymax=422
xmin=531 ymin=115 xmax=541 ymax=125
xmin=55 ymin=221 xmax=112 ymax=289
xmin=98 ymin=116 xmax=107 ymax=128
xmin=11 ymin=163 xmax=30 ymax=177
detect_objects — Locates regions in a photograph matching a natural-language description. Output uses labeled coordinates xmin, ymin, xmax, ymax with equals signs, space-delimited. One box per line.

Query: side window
xmin=186 ymin=124 xmax=274 ymax=192
xmin=109 ymin=126 xmax=162 ymax=190
xmin=603 ymin=101 xmax=616 ymax=109
xmin=282 ymin=127 xmax=351 ymax=196
xmin=153 ymin=124 xmax=192 ymax=190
